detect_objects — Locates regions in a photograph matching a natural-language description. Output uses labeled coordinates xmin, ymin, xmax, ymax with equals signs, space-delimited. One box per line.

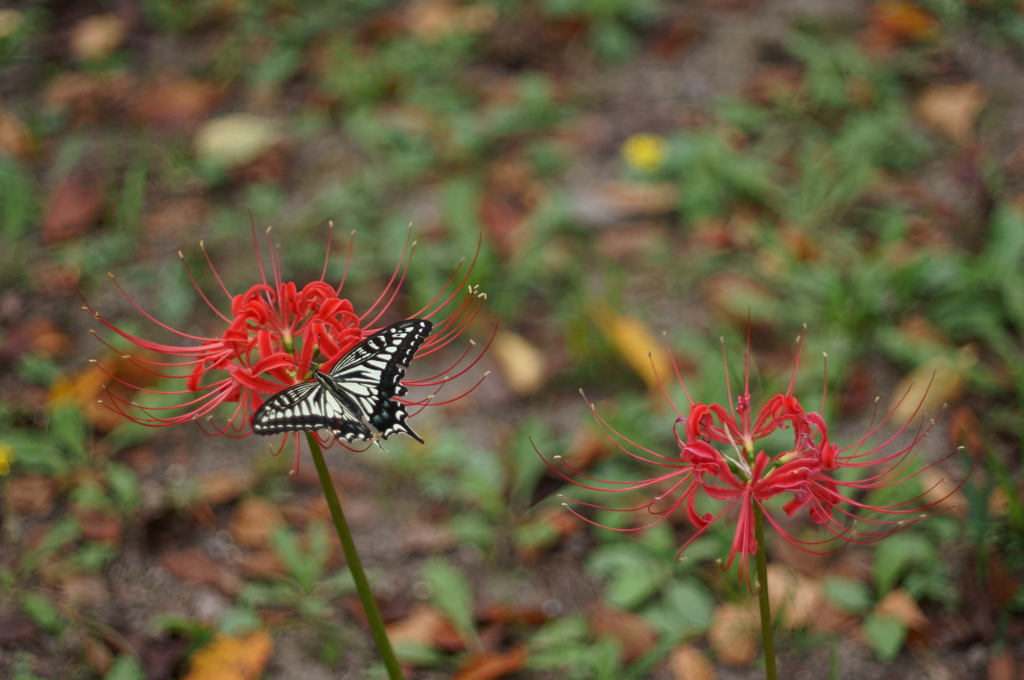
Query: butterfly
xmin=251 ymin=319 xmax=432 ymax=446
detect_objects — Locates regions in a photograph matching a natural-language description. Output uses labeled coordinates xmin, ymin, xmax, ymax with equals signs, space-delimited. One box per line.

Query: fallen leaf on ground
xmin=669 ymin=643 xmax=717 ymax=680
xmin=386 ymin=603 xmax=462 ymax=652
xmin=705 ymin=274 xmax=777 ymax=329
xmin=5 ymin=476 xmax=58 ymax=516
xmin=234 ymin=548 xmax=287 ymax=580
xmin=73 ymin=508 xmax=123 ymax=544
xmin=591 ymin=304 xmax=672 ymax=396
xmin=83 ymin=635 xmax=114 ymax=675
xmin=0 ymin=318 xmax=72 ymax=361
xmin=130 ymin=77 xmax=224 ymax=132
xmin=490 ymin=331 xmax=546 ymax=396
xmin=707 ymin=602 xmax=759 ymax=667
xmin=401 ymin=518 xmax=459 ymax=554
xmin=453 ymin=646 xmax=529 ymax=680
xmin=69 ymin=14 xmax=128 ymax=62
xmin=60 ymin=574 xmax=110 ymax=606
xmin=589 ymin=604 xmax=657 ymax=663
xmin=873 ymin=589 xmax=928 ymax=633
xmin=405 ymin=0 xmax=497 ymax=42
xmin=987 ymin=646 xmax=1015 ymax=680
xmin=914 ymin=82 xmax=987 ymax=145
xmin=571 ymin=181 xmax=678 ymax=227
xmin=917 ymin=467 xmax=967 ymax=518
xmin=0 ymin=614 xmax=38 ymax=645
xmin=228 ymin=496 xmax=285 ymax=548
xmin=41 ymin=172 xmax=107 ymax=245
xmin=161 ymin=548 xmax=243 ymax=597
xmin=182 ymin=631 xmax=273 ymax=680
xmin=194 ymin=114 xmax=284 ymax=170
xmin=766 ymin=563 xmax=823 ymax=630
xmin=195 ymin=470 xmax=258 ymax=506
xmin=0 ymin=107 xmax=33 ymax=158
xmin=865 ymin=1 xmax=939 ymax=49
xmin=888 ymin=346 xmax=976 ymax=422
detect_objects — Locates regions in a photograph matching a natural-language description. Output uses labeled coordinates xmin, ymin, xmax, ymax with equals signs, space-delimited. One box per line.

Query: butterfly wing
xmin=323 ymin=318 xmax=432 ymax=443
xmin=251 ymin=380 xmax=374 ymax=440
xmin=250 ymin=318 xmax=432 ymax=444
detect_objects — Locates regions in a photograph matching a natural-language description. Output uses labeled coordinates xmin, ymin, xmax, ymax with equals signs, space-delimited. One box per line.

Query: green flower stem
xmin=753 ymin=502 xmax=778 ymax=680
xmin=305 ymin=431 xmax=404 ymax=680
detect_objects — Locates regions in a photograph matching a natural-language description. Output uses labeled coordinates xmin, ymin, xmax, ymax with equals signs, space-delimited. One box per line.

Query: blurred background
xmin=1 ymin=0 xmax=1023 ymax=678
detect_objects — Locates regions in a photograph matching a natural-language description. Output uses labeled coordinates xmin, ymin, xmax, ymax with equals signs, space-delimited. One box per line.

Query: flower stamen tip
xmin=561 ymin=503 xmax=568 ymax=507
xmin=553 ymin=455 xmax=562 ymax=459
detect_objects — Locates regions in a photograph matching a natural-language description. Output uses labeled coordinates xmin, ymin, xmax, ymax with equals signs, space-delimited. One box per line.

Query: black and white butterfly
xmin=251 ymin=319 xmax=432 ymax=446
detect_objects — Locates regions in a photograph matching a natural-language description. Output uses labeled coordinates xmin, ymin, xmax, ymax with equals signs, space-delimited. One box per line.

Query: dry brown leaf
xmin=0 ymin=318 xmax=71 ymax=362
xmin=988 ymin=648 xmax=1014 ymax=680
xmin=707 ymin=602 xmax=759 ymax=668
xmin=766 ymin=563 xmax=823 ymax=630
xmin=69 ymin=14 xmax=127 ymax=62
xmin=73 ymin=508 xmax=123 ymax=544
xmin=194 ymin=114 xmax=284 ymax=169
xmin=234 ymin=548 xmax=287 ymax=580
xmin=0 ymin=107 xmax=34 ymax=159
xmin=400 ymin=517 xmax=459 ymax=554
xmin=490 ymin=331 xmax=546 ymax=396
xmin=562 ymin=425 xmax=610 ymax=472
xmin=196 ymin=469 xmax=259 ymax=506
xmin=918 ymin=467 xmax=967 ymax=518
xmin=914 ymin=82 xmax=988 ymax=145
xmin=595 ymin=222 xmax=672 ymax=262
xmin=589 ymin=604 xmax=657 ymax=664
xmin=571 ymin=181 xmax=678 ymax=226
xmin=48 ymin=353 xmax=161 ymax=432
xmin=83 ymin=635 xmax=114 ymax=675
xmin=591 ymin=305 xmax=672 ymax=395
xmin=406 ymin=0 xmax=497 ymax=42
xmin=60 ymin=574 xmax=110 ymax=606
xmin=228 ymin=496 xmax=285 ymax=548
xmin=669 ymin=643 xmax=717 ymax=680
xmin=704 ymin=274 xmax=777 ymax=329
xmin=161 ymin=548 xmax=243 ymax=597
xmin=385 ymin=603 xmax=464 ymax=656
xmin=453 ymin=646 xmax=529 ymax=680
xmin=867 ymin=1 xmax=939 ymax=46
xmin=888 ymin=346 xmax=977 ymax=422
xmin=130 ymin=77 xmax=224 ymax=132
xmin=874 ymin=589 xmax=928 ymax=633
xmin=182 ymin=631 xmax=273 ymax=680
xmin=5 ymin=476 xmax=58 ymax=516
xmin=41 ymin=172 xmax=106 ymax=245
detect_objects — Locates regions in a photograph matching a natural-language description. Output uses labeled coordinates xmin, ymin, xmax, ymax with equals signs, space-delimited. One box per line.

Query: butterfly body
xmin=251 ymin=319 xmax=432 ymax=445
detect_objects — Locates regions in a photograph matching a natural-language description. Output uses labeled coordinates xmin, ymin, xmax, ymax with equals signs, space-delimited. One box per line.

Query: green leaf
xmin=586 ymin=543 xmax=671 ymax=610
xmin=641 ymin=578 xmax=715 ymax=636
xmin=1 ymin=432 xmax=66 ymax=474
xmin=21 ymin=592 xmax=61 ymax=635
xmin=423 ymin=558 xmax=480 ymax=651
xmin=218 ymin=607 xmax=263 ymax=635
xmin=862 ymin=614 xmax=907 ymax=662
xmin=872 ymin=533 xmax=938 ymax=595
xmin=105 ymin=464 xmax=140 ymax=514
xmin=103 ymin=655 xmax=147 ymax=680
xmin=49 ymin=407 xmax=87 ymax=461
xmin=822 ymin=576 xmax=873 ymax=614
xmin=529 ymin=614 xmax=590 ymax=652
xmin=393 ymin=642 xmax=447 ymax=668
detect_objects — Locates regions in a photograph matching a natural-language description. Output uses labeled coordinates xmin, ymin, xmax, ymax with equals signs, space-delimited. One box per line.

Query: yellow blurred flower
xmin=622 ymin=133 xmax=667 ymax=173
xmin=0 ymin=444 xmax=13 ymax=476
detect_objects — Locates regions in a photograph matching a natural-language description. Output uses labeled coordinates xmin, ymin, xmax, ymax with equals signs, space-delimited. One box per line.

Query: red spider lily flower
xmin=81 ymin=218 xmax=489 ymax=468
xmin=553 ymin=329 xmax=962 ymax=582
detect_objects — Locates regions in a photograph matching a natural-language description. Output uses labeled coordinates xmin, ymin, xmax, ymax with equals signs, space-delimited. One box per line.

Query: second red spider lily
xmin=81 ymin=220 xmax=489 ymax=462
xmin=555 ymin=330 xmax=961 ymax=582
